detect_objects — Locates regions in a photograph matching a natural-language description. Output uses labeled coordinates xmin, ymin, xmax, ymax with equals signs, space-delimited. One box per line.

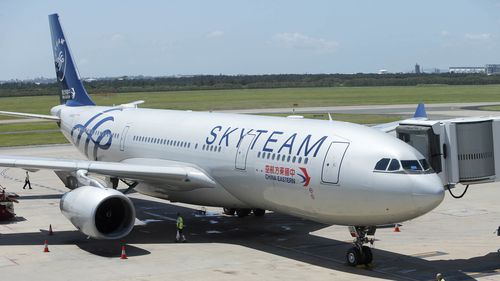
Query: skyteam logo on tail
xmin=54 ymin=38 xmax=67 ymax=82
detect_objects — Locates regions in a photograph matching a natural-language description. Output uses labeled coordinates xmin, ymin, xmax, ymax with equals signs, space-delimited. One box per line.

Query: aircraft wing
xmin=0 ymin=111 xmax=60 ymax=121
xmin=0 ymin=155 xmax=216 ymax=189
xmin=372 ymin=103 xmax=428 ymax=133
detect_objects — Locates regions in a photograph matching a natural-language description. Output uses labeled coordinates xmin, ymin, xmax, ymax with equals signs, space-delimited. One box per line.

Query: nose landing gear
xmin=346 ymin=226 xmax=376 ymax=266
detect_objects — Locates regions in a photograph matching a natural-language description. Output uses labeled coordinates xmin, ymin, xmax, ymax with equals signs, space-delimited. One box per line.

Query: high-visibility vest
xmin=177 ymin=216 xmax=184 ymax=230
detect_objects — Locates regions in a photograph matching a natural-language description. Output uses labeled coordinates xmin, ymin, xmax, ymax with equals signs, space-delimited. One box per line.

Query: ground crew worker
xmin=22 ymin=171 xmax=32 ymax=189
xmin=176 ymin=213 xmax=186 ymax=242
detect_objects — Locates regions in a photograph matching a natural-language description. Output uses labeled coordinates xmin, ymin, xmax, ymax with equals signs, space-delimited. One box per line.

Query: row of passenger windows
xmin=202 ymin=144 xmax=222 ymax=152
xmin=75 ymin=128 xmax=119 ymax=139
xmin=374 ymin=158 xmax=430 ymax=173
xmin=257 ymin=151 xmax=309 ymax=164
xmin=132 ymin=135 xmax=191 ymax=149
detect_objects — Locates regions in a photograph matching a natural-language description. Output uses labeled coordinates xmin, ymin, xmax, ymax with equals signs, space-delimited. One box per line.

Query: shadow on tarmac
xmin=1 ymin=197 xmax=499 ymax=280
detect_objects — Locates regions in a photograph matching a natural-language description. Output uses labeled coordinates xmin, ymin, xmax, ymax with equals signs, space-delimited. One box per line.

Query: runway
xmin=218 ymin=102 xmax=500 ymax=120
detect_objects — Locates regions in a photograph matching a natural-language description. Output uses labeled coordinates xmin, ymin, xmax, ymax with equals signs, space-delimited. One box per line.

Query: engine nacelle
xmin=60 ymin=186 xmax=136 ymax=239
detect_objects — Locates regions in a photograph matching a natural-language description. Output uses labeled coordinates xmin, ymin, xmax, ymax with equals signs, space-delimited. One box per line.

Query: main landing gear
xmin=346 ymin=226 xmax=376 ymax=266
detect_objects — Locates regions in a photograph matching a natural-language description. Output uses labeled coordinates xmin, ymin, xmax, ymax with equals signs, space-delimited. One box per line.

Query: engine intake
xmin=60 ymin=186 xmax=135 ymax=239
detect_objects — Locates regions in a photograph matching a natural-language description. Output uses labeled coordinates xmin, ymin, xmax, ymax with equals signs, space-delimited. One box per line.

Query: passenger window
xmin=387 ymin=159 xmax=400 ymax=171
xmin=374 ymin=158 xmax=390 ymax=171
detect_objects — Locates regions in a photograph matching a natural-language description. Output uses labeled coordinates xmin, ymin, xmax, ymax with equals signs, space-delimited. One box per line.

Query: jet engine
xmin=60 ymin=185 xmax=136 ymax=239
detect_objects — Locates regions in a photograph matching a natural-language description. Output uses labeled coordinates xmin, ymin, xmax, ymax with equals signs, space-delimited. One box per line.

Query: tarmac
xmin=2 ymin=105 xmax=500 ymax=280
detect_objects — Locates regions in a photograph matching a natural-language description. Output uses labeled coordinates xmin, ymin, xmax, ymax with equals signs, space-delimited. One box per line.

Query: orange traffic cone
xmin=120 ymin=245 xmax=127 ymax=259
xmin=48 ymin=224 xmax=53 ymax=236
xmin=43 ymin=240 xmax=50 ymax=252
xmin=394 ymin=223 xmax=401 ymax=232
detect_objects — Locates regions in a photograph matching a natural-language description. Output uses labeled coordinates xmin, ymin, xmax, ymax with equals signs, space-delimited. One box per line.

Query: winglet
xmin=413 ymin=102 xmax=427 ymax=118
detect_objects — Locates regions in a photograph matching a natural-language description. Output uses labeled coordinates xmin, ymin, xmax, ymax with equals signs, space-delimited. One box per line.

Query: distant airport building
xmin=449 ymin=66 xmax=485 ymax=74
xmin=485 ymin=64 xmax=500 ymax=75
xmin=415 ymin=63 xmax=421 ymax=74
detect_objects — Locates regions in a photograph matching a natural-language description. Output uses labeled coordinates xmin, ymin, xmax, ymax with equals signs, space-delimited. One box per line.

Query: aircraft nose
xmin=411 ymin=174 xmax=445 ymax=215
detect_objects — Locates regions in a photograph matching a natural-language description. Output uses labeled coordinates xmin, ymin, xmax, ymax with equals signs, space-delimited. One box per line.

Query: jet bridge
xmin=396 ymin=116 xmax=500 ymax=187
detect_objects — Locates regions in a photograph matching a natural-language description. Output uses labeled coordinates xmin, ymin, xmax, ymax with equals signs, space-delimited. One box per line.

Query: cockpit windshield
xmin=374 ymin=158 xmax=432 ymax=174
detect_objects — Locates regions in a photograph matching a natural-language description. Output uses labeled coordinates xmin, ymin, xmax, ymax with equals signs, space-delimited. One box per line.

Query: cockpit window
xmin=419 ymin=159 xmax=430 ymax=170
xmin=374 ymin=158 xmax=432 ymax=174
xmin=387 ymin=159 xmax=400 ymax=171
xmin=374 ymin=158 xmax=390 ymax=171
xmin=401 ymin=160 xmax=422 ymax=171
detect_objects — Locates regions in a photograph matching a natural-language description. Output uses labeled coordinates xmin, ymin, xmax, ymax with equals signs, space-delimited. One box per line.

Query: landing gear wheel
xmin=346 ymin=226 xmax=376 ymax=266
xmin=362 ymin=246 xmax=373 ymax=265
xmin=223 ymin=208 xmax=235 ymax=216
xmin=253 ymin=209 xmax=265 ymax=217
xmin=236 ymin=208 xmax=251 ymax=218
xmin=346 ymin=247 xmax=362 ymax=266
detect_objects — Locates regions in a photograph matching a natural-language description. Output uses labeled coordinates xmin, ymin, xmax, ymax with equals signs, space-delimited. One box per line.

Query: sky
xmin=1 ymin=0 xmax=499 ymax=80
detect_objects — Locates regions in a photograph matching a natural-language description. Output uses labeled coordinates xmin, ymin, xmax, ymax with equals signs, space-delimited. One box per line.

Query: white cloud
xmin=206 ymin=30 xmax=224 ymax=38
xmin=464 ymin=33 xmax=491 ymax=41
xmin=440 ymin=30 xmax=450 ymax=37
xmin=274 ymin=32 xmax=338 ymax=52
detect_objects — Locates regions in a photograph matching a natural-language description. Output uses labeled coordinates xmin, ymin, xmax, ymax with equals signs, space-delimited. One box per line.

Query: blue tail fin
xmin=49 ymin=14 xmax=95 ymax=107
xmin=413 ymin=102 xmax=427 ymax=118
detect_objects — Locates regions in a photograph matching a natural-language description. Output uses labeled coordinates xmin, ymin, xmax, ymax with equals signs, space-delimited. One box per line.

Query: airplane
xmin=0 ymin=14 xmax=444 ymax=267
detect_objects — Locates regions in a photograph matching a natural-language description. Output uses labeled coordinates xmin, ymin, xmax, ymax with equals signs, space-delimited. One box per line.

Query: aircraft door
xmin=235 ymin=133 xmax=255 ymax=170
xmin=119 ymin=126 xmax=130 ymax=151
xmin=321 ymin=142 xmax=349 ymax=184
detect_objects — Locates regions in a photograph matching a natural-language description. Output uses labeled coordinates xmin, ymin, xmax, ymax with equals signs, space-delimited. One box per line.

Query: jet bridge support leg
xmin=346 ymin=226 xmax=376 ymax=266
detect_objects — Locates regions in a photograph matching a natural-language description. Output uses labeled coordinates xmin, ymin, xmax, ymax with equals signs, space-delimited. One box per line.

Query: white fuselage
xmin=51 ymin=104 xmax=444 ymax=226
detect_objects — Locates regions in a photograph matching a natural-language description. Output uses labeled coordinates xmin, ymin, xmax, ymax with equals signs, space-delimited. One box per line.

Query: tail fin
xmin=48 ymin=14 xmax=95 ymax=107
xmin=413 ymin=102 xmax=427 ymax=118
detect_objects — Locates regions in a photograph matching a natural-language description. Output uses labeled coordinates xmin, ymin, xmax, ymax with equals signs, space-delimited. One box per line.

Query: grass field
xmin=0 ymin=84 xmax=498 ymax=147
xmin=0 ymin=84 xmax=499 ymax=113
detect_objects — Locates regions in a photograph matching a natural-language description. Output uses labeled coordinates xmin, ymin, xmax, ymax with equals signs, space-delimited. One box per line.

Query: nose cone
xmin=411 ymin=174 xmax=445 ymax=215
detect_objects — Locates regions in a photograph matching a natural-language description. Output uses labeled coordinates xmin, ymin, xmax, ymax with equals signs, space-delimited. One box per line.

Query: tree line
xmin=1 ymin=73 xmax=500 ymax=97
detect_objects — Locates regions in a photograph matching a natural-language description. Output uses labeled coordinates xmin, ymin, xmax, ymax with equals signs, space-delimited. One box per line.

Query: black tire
xmin=236 ymin=208 xmax=251 ymax=218
xmin=346 ymin=247 xmax=362 ymax=266
xmin=253 ymin=209 xmax=266 ymax=217
xmin=362 ymin=246 xmax=373 ymax=265
xmin=223 ymin=208 xmax=235 ymax=216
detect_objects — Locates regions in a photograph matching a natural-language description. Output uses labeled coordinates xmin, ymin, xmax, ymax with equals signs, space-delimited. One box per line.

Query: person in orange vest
xmin=22 ymin=171 xmax=32 ymax=189
xmin=176 ymin=213 xmax=186 ymax=242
